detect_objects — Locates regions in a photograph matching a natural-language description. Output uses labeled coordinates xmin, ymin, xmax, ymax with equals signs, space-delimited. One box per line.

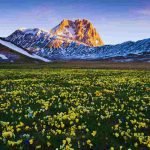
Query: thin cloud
xmin=134 ymin=8 xmax=150 ymax=16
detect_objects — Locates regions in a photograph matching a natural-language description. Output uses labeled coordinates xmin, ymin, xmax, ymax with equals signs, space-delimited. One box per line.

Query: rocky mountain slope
xmin=0 ymin=39 xmax=50 ymax=62
xmin=0 ymin=43 xmax=39 ymax=63
xmin=6 ymin=19 xmax=104 ymax=52
xmin=36 ymin=38 xmax=150 ymax=61
xmin=50 ymin=19 xmax=104 ymax=47
xmin=1 ymin=19 xmax=150 ymax=62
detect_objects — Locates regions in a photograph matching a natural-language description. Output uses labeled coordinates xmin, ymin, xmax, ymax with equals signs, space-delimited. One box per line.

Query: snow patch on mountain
xmin=6 ymin=28 xmax=54 ymax=52
xmin=0 ymin=39 xmax=51 ymax=62
xmin=0 ymin=54 xmax=8 ymax=60
xmin=35 ymin=38 xmax=150 ymax=61
xmin=2 ymin=19 xmax=150 ymax=62
xmin=52 ymin=26 xmax=76 ymax=39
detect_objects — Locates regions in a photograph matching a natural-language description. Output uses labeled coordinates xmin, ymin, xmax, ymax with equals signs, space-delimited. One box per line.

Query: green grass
xmin=0 ymin=61 xmax=150 ymax=70
xmin=0 ymin=69 xmax=150 ymax=149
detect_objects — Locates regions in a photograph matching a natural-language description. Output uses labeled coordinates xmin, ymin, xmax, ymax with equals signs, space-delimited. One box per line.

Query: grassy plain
xmin=0 ymin=66 xmax=150 ymax=149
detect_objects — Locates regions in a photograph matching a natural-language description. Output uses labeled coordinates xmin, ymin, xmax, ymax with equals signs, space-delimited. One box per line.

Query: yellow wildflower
xmin=66 ymin=137 xmax=71 ymax=144
xmin=86 ymin=139 xmax=91 ymax=145
xmin=29 ymin=139 xmax=34 ymax=145
xmin=91 ymin=131 xmax=97 ymax=137
xmin=2 ymin=131 xmax=13 ymax=138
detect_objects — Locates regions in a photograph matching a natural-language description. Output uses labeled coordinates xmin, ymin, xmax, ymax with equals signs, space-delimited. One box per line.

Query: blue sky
xmin=0 ymin=0 xmax=150 ymax=44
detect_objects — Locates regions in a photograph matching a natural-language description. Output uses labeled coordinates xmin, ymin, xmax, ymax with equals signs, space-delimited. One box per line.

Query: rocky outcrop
xmin=50 ymin=19 xmax=104 ymax=47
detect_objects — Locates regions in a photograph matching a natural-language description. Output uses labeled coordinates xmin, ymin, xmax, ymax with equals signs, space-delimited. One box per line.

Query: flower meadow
xmin=0 ymin=69 xmax=149 ymax=149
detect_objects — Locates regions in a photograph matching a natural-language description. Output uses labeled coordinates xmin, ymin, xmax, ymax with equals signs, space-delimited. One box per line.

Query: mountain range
xmin=0 ymin=19 xmax=150 ymax=62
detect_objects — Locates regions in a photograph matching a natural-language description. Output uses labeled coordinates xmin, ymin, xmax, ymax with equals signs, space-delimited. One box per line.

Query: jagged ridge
xmin=50 ymin=19 xmax=104 ymax=47
xmin=3 ymin=19 xmax=150 ymax=62
xmin=36 ymin=38 xmax=150 ymax=61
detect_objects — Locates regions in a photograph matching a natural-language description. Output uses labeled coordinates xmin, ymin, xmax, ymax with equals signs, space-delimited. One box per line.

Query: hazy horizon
xmin=0 ymin=0 xmax=150 ymax=44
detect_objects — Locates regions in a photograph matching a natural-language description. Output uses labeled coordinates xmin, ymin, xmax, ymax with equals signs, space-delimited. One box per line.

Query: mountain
xmin=0 ymin=19 xmax=150 ymax=63
xmin=0 ymin=38 xmax=50 ymax=62
xmin=50 ymin=19 xmax=104 ymax=47
xmin=36 ymin=38 xmax=150 ymax=62
xmin=1 ymin=37 xmax=149 ymax=62
xmin=6 ymin=19 xmax=104 ymax=52
xmin=0 ymin=42 xmax=40 ymax=63
xmin=6 ymin=28 xmax=52 ymax=52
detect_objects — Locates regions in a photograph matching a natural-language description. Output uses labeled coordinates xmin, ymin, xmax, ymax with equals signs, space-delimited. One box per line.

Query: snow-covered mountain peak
xmin=3 ymin=19 xmax=150 ymax=62
xmin=17 ymin=28 xmax=49 ymax=35
xmin=5 ymin=19 xmax=104 ymax=50
xmin=18 ymin=27 xmax=26 ymax=31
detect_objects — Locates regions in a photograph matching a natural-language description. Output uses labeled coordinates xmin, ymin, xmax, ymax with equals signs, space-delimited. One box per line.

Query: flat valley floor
xmin=0 ymin=61 xmax=150 ymax=70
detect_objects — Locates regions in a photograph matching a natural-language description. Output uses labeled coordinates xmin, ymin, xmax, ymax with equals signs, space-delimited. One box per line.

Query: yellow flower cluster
xmin=0 ymin=69 xmax=149 ymax=149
